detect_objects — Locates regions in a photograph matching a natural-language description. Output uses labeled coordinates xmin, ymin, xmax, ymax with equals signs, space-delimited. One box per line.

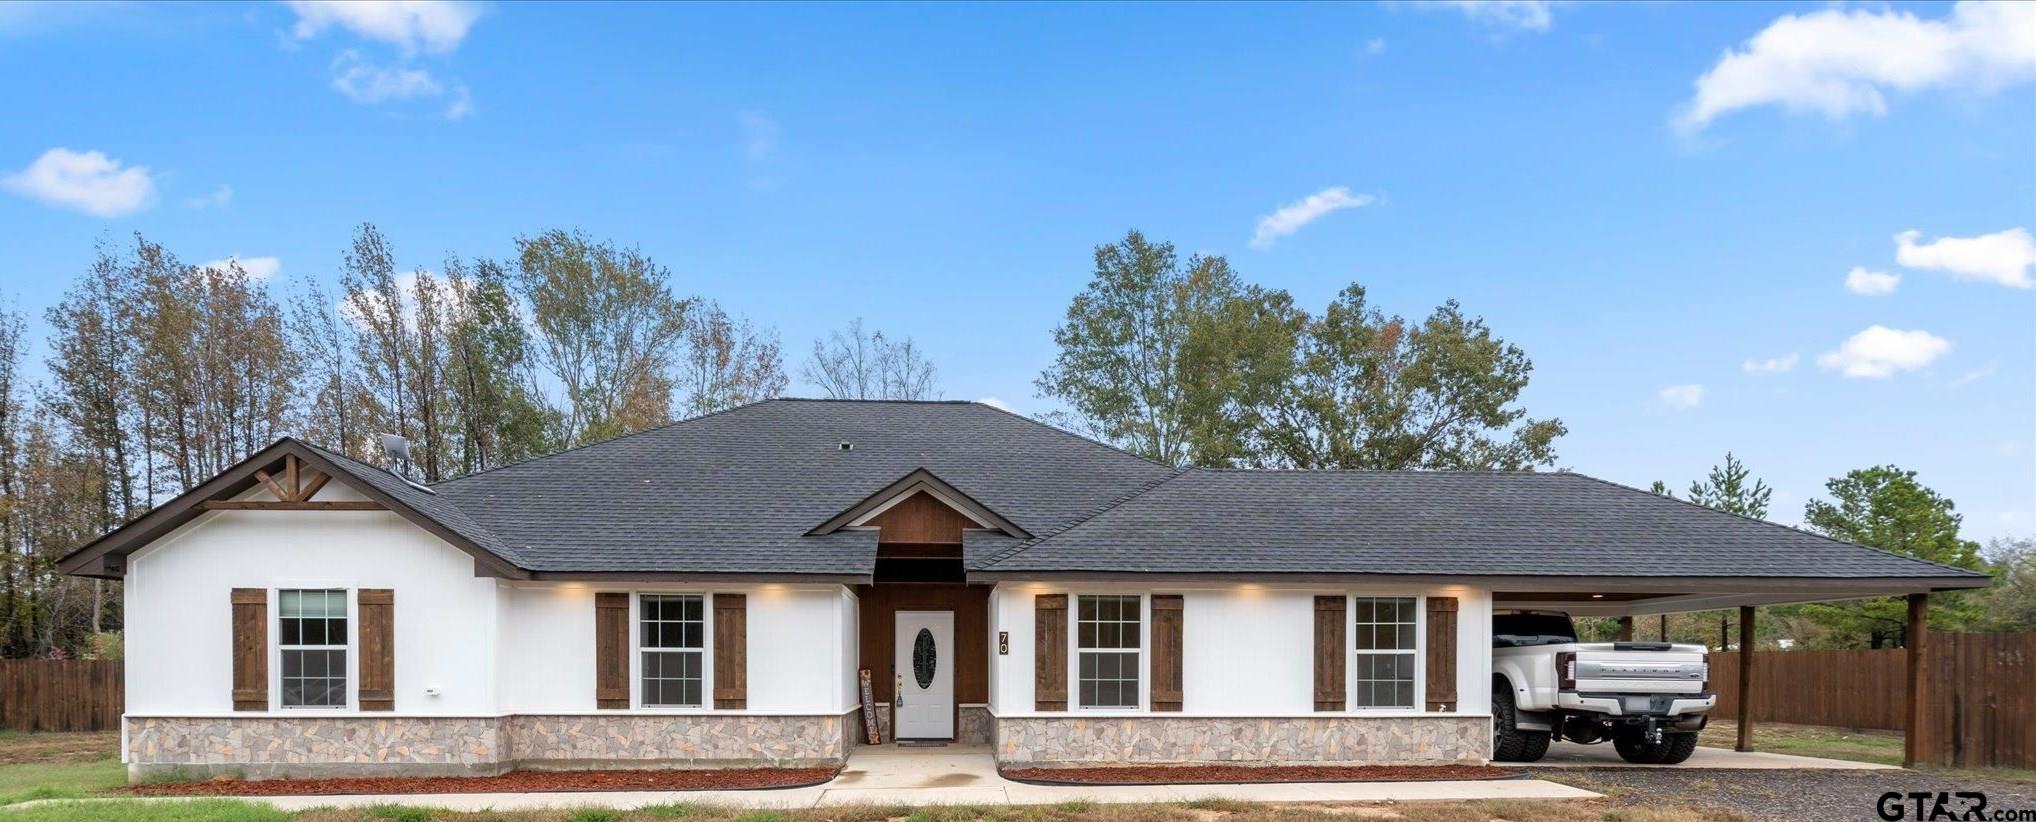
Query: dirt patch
xmin=0 ymin=731 xmax=120 ymax=765
xmin=124 ymin=766 xmax=838 ymax=797
xmin=1000 ymin=764 xmax=1517 ymax=785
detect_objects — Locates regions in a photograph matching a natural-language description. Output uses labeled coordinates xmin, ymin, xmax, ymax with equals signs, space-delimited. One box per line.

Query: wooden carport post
xmin=1616 ymin=616 xmax=1633 ymax=642
xmin=1735 ymin=605 xmax=1755 ymax=752
xmin=1903 ymin=593 xmax=1929 ymax=769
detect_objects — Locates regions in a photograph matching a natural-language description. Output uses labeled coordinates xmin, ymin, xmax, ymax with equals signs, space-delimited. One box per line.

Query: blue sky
xmin=2 ymin=1 xmax=2031 ymax=540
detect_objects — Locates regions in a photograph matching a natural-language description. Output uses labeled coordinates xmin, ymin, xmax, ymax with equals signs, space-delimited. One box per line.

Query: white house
xmin=60 ymin=399 xmax=1988 ymax=779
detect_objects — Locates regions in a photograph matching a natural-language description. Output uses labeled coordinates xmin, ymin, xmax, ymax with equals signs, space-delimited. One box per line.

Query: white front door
xmin=893 ymin=610 xmax=955 ymax=740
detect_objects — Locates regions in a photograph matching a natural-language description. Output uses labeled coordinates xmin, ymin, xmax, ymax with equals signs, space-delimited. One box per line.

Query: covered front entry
xmin=847 ymin=485 xmax=998 ymax=744
xmin=894 ymin=611 xmax=955 ymax=739
xmin=857 ymin=583 xmax=990 ymax=744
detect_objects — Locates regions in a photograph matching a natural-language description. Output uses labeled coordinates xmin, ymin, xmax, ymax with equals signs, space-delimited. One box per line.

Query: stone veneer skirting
xmin=857 ymin=705 xmax=993 ymax=746
xmin=125 ymin=712 xmax=855 ymax=780
xmin=993 ymin=715 xmax=1490 ymax=765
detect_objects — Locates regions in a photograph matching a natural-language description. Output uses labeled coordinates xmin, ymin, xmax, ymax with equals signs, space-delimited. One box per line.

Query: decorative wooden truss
xmin=198 ymin=454 xmax=384 ymax=511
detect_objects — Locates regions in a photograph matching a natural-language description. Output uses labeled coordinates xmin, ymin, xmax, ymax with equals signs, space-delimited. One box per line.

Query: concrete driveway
xmin=1516 ymin=740 xmax=1896 ymax=770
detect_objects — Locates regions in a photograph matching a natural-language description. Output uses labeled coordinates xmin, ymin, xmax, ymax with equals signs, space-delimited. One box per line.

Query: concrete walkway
xmin=1517 ymin=740 xmax=1897 ymax=770
xmin=106 ymin=745 xmax=1601 ymax=813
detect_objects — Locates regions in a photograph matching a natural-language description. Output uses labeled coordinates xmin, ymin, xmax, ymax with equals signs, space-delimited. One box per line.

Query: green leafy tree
xmin=515 ymin=229 xmax=692 ymax=446
xmin=1036 ymin=231 xmax=1282 ymax=466
xmin=1246 ymin=285 xmax=1563 ymax=470
xmin=1796 ymin=466 xmax=1984 ymax=647
xmin=1674 ymin=453 xmax=1772 ymax=649
xmin=1979 ymin=536 xmax=2036 ymax=632
xmin=1684 ymin=452 xmax=1771 ymax=518
xmin=441 ymin=256 xmax=554 ymax=471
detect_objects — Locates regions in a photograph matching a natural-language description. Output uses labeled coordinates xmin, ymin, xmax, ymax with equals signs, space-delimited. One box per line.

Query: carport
xmin=1493 ymin=575 xmax=1990 ymax=767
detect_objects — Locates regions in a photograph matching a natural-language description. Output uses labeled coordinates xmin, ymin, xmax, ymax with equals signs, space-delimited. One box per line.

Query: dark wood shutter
xmin=1313 ymin=595 xmax=1346 ymax=711
xmin=231 ymin=588 xmax=268 ymax=711
xmin=1425 ymin=598 xmax=1457 ymax=712
xmin=1150 ymin=594 xmax=1184 ymax=712
xmin=1425 ymin=596 xmax=1459 ymax=711
xmin=1034 ymin=594 xmax=1068 ymax=711
xmin=595 ymin=592 xmax=629 ymax=709
xmin=713 ymin=593 xmax=747 ymax=709
xmin=358 ymin=589 xmax=395 ymax=711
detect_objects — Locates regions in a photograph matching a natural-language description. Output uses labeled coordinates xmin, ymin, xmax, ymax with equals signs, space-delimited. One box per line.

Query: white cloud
xmin=1365 ymin=37 xmax=1388 ymax=55
xmin=1426 ymin=1 xmax=1557 ymax=32
xmin=1676 ymin=2 xmax=2036 ymax=133
xmin=737 ymin=111 xmax=780 ymax=162
xmin=188 ymin=184 xmax=234 ymax=209
xmin=199 ymin=256 xmax=282 ymax=280
xmin=1843 ymin=266 xmax=1901 ymax=296
xmin=1950 ymin=362 xmax=1997 ymax=387
xmin=2 ymin=147 xmax=156 ymax=217
xmin=286 ymin=0 xmax=481 ymax=54
xmin=1658 ymin=384 xmax=1705 ymax=408
xmin=1741 ymin=353 xmax=1799 ymax=375
xmin=445 ymin=84 xmax=473 ymax=120
xmin=1817 ymin=325 xmax=1952 ymax=378
xmin=1250 ymin=186 xmax=1376 ymax=250
xmin=332 ymin=51 xmax=442 ymax=103
xmin=1894 ymin=227 xmax=2035 ymax=289
xmin=975 ymin=397 xmax=1012 ymax=412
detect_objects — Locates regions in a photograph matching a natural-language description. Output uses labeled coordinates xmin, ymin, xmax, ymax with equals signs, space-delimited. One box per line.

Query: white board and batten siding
xmin=986 ymin=582 xmax=1493 ymax=718
xmin=125 ymin=480 xmax=861 ymax=728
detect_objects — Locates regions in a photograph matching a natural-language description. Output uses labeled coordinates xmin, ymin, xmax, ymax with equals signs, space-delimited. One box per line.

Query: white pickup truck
xmin=1490 ymin=611 xmax=1715 ymax=764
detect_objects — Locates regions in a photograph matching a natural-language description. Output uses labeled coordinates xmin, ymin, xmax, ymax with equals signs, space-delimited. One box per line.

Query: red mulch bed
xmin=1001 ymin=764 xmax=1518 ymax=785
xmin=125 ymin=767 xmax=839 ymax=797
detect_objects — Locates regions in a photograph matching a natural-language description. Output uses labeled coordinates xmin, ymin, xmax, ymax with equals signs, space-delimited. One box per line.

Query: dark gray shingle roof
xmin=277 ymin=399 xmax=1983 ymax=584
xmin=975 ymin=468 xmax=1987 ymax=580
xmin=426 ymin=399 xmax=1175 ymax=574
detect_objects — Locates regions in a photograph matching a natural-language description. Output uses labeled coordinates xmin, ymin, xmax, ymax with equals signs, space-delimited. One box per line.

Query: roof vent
xmin=377 ymin=433 xmax=436 ymax=495
xmin=839 ymin=441 xmax=854 ymax=452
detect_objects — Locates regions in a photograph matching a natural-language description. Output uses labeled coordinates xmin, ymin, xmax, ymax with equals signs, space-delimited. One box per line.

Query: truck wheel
xmin=1656 ymin=733 xmax=1699 ymax=764
xmin=1490 ymin=687 xmax=1549 ymax=762
xmin=1613 ymin=731 xmax=1673 ymax=764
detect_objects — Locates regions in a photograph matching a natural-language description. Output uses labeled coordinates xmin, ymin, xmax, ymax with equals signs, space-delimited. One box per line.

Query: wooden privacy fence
xmin=1712 ymin=631 xmax=2036 ymax=770
xmin=0 ymin=659 xmax=123 ymax=732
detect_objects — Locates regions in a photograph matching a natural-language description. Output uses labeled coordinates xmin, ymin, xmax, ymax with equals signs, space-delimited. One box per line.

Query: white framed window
xmin=1074 ymin=594 xmax=1142 ymax=709
xmin=1352 ymin=596 xmax=1420 ymax=709
xmin=639 ymin=593 xmax=706 ymax=708
xmin=279 ymin=589 xmax=349 ymax=708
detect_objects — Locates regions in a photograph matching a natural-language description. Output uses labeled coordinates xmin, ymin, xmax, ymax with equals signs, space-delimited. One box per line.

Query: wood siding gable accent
xmin=1313 ymin=595 xmax=1346 ymax=711
xmin=1034 ymin=593 xmax=1068 ymax=711
xmin=231 ymin=588 xmax=268 ymax=711
xmin=357 ymin=589 xmax=395 ymax=711
xmin=1150 ymin=594 xmax=1184 ymax=712
xmin=713 ymin=593 xmax=748 ymax=709
xmin=866 ymin=493 xmax=976 ymax=545
xmin=1424 ymin=595 xmax=1459 ymax=712
xmin=594 ymin=592 xmax=629 ymax=709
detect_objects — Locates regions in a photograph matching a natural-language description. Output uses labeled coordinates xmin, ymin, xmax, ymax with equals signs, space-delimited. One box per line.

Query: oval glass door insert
xmin=912 ymin=627 xmax=937 ymax=689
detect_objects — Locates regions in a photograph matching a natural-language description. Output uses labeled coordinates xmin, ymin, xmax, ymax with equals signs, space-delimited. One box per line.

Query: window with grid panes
xmin=640 ymin=594 xmax=705 ymax=707
xmin=1352 ymin=596 xmax=1419 ymax=709
xmin=279 ymin=589 xmax=348 ymax=708
xmin=1076 ymin=594 xmax=1141 ymax=709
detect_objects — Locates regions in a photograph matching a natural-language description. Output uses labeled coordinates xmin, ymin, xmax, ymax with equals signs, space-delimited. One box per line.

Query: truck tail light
xmin=1556 ymin=651 xmax=1577 ymax=690
xmin=1700 ymin=653 xmax=1710 ymax=691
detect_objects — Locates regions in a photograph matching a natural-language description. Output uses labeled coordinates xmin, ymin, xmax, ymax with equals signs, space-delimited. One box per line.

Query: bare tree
xmin=677 ymin=301 xmax=786 ymax=416
xmin=802 ymin=318 xmax=941 ymax=400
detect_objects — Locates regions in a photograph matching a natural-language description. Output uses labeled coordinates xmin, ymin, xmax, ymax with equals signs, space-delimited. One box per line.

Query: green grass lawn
xmin=0 ymin=730 xmax=127 ymax=806
xmin=1697 ymin=720 xmax=1904 ymax=765
xmin=1697 ymin=721 xmax=2036 ymax=785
